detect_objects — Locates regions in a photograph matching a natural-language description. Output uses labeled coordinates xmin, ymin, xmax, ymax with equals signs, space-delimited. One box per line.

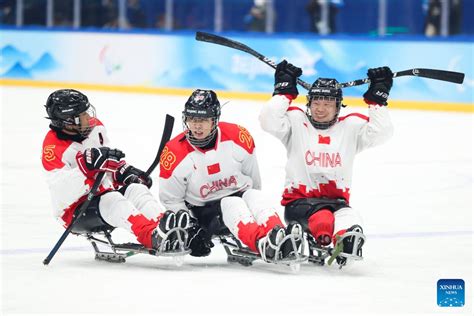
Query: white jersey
xmin=259 ymin=95 xmax=394 ymax=206
xmin=159 ymin=122 xmax=261 ymax=212
xmin=41 ymin=118 xmax=116 ymax=225
xmin=42 ymin=120 xmax=164 ymax=247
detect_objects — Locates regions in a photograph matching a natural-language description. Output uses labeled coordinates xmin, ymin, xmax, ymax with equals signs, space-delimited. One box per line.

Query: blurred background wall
xmin=1 ymin=0 xmax=472 ymax=111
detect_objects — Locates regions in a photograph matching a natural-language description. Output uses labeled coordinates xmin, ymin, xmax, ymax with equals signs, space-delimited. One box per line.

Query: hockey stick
xmin=42 ymin=172 xmax=105 ymax=265
xmin=339 ymin=68 xmax=464 ymax=87
xmin=43 ymin=114 xmax=175 ymax=265
xmin=195 ymin=31 xmax=465 ymax=88
xmin=195 ymin=31 xmax=312 ymax=90
xmin=145 ymin=114 xmax=175 ymax=178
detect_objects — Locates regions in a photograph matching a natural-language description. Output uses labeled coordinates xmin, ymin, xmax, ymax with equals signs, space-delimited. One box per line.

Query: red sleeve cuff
xmin=364 ymin=99 xmax=382 ymax=106
xmin=282 ymin=94 xmax=297 ymax=102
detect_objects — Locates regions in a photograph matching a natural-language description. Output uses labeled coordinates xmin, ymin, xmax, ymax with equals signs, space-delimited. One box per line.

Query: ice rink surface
xmin=1 ymin=86 xmax=472 ymax=315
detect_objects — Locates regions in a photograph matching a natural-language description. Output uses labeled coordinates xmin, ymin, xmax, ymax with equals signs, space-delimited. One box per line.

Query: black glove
xmin=114 ymin=163 xmax=152 ymax=188
xmin=363 ymin=66 xmax=393 ymax=106
xmin=187 ymin=224 xmax=214 ymax=257
xmin=273 ymin=60 xmax=303 ymax=96
xmin=79 ymin=147 xmax=125 ymax=174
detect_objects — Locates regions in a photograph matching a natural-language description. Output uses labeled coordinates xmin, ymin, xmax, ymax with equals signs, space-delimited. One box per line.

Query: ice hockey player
xmin=159 ymin=89 xmax=302 ymax=261
xmin=259 ymin=62 xmax=394 ymax=265
xmin=41 ymin=89 xmax=188 ymax=253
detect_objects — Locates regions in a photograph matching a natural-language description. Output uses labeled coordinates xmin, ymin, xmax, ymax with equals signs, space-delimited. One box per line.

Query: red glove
xmin=76 ymin=147 xmax=125 ymax=178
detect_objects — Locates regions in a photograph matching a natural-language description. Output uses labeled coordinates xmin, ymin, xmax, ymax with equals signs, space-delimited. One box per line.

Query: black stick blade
xmin=145 ymin=114 xmax=175 ymax=177
xmin=196 ymin=31 xmax=261 ymax=57
xmin=414 ymin=68 xmax=465 ymax=84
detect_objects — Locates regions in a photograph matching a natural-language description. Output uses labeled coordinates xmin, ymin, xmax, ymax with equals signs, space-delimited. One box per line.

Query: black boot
xmin=169 ymin=209 xmax=190 ymax=250
xmin=281 ymin=222 xmax=303 ymax=258
xmin=257 ymin=225 xmax=285 ymax=262
xmin=335 ymin=225 xmax=365 ymax=265
xmin=151 ymin=210 xmax=176 ymax=251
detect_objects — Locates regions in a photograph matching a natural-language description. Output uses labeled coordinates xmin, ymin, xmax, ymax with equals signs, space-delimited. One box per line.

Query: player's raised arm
xmin=259 ymin=60 xmax=303 ymax=143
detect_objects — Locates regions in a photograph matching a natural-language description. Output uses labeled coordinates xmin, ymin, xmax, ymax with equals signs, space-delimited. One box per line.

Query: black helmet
xmin=306 ymin=78 xmax=344 ymax=130
xmin=45 ymin=89 xmax=96 ymax=135
xmin=182 ymin=89 xmax=221 ymax=147
xmin=183 ymin=89 xmax=221 ymax=119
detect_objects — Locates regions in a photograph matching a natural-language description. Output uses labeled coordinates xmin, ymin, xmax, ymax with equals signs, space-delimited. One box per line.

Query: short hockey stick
xmin=195 ymin=31 xmax=465 ymax=88
xmin=43 ymin=114 xmax=175 ymax=265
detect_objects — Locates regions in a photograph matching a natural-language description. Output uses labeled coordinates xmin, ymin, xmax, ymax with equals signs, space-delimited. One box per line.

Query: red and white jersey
xmin=259 ymin=95 xmax=394 ymax=206
xmin=41 ymin=118 xmax=115 ymax=226
xmin=159 ymin=122 xmax=261 ymax=212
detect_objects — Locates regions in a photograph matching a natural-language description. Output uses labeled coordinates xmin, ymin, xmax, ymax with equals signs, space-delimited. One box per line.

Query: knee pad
xmin=308 ymin=209 xmax=334 ymax=246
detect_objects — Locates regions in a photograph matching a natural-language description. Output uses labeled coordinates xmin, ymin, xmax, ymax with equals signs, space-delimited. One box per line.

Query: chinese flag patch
xmin=318 ymin=134 xmax=331 ymax=144
xmin=207 ymin=163 xmax=221 ymax=175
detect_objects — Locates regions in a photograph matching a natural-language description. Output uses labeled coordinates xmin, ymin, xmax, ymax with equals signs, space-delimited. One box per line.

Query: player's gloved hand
xmin=273 ymin=60 xmax=303 ymax=97
xmin=363 ymin=66 xmax=393 ymax=106
xmin=76 ymin=147 xmax=125 ymax=178
xmin=114 ymin=163 xmax=152 ymax=188
xmin=187 ymin=224 xmax=214 ymax=257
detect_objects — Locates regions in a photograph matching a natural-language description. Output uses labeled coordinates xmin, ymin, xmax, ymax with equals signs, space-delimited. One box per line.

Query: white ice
xmin=1 ymin=86 xmax=472 ymax=315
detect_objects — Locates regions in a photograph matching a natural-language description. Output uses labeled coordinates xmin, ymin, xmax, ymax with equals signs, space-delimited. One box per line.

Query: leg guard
xmin=99 ymin=191 xmax=161 ymax=248
xmin=333 ymin=207 xmax=363 ymax=236
xmin=242 ymin=189 xmax=284 ymax=236
xmin=122 ymin=183 xmax=164 ymax=221
xmin=220 ymin=196 xmax=265 ymax=252
xmin=308 ymin=209 xmax=335 ymax=246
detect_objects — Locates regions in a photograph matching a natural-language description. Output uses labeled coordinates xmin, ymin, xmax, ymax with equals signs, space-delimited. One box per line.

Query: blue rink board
xmin=0 ymin=30 xmax=472 ymax=103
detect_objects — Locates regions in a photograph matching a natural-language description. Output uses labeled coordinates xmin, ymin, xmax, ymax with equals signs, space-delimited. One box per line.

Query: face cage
xmin=182 ymin=114 xmax=219 ymax=147
xmin=62 ymin=105 xmax=97 ymax=137
xmin=306 ymin=96 xmax=341 ymax=130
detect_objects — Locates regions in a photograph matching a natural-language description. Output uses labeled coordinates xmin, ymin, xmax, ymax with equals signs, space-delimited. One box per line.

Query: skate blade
xmin=267 ymin=255 xmax=309 ymax=266
xmin=154 ymin=248 xmax=191 ymax=257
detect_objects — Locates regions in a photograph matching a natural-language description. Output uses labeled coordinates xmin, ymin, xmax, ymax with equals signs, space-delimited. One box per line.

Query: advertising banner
xmin=1 ymin=30 xmax=472 ymax=104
